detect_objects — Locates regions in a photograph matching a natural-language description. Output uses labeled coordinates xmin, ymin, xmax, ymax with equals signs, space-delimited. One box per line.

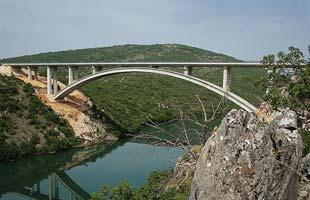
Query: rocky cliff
xmin=190 ymin=107 xmax=309 ymax=200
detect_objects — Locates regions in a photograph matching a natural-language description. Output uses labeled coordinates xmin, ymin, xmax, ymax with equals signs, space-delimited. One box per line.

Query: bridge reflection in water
xmin=14 ymin=172 xmax=90 ymax=200
xmin=0 ymin=141 xmax=126 ymax=200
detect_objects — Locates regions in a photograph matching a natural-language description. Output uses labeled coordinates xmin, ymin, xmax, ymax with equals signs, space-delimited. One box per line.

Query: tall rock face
xmin=190 ymin=109 xmax=308 ymax=200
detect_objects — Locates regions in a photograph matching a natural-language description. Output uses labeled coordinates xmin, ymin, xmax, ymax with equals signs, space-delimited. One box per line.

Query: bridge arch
xmin=53 ymin=67 xmax=256 ymax=112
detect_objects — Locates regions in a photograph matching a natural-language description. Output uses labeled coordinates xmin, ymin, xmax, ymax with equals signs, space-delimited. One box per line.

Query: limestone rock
xmin=190 ymin=109 xmax=305 ymax=200
xmin=298 ymin=154 xmax=310 ymax=200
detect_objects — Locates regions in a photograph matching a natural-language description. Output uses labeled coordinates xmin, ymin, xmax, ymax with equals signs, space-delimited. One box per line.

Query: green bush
xmin=262 ymin=47 xmax=310 ymax=154
xmin=91 ymin=170 xmax=189 ymax=200
xmin=0 ymin=75 xmax=80 ymax=161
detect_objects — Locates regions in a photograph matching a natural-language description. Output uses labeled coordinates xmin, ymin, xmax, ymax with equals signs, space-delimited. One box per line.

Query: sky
xmin=0 ymin=0 xmax=309 ymax=60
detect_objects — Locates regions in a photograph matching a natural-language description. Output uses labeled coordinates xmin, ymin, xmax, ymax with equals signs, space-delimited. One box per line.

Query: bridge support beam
xmin=92 ymin=66 xmax=103 ymax=74
xmin=68 ymin=66 xmax=73 ymax=85
xmin=32 ymin=66 xmax=39 ymax=80
xmin=47 ymin=66 xmax=53 ymax=95
xmin=53 ymin=66 xmax=58 ymax=94
xmin=48 ymin=176 xmax=56 ymax=200
xmin=68 ymin=66 xmax=79 ymax=85
xmin=223 ymin=66 xmax=232 ymax=92
xmin=27 ymin=66 xmax=33 ymax=80
xmin=73 ymin=66 xmax=79 ymax=81
xmin=92 ymin=66 xmax=97 ymax=74
xmin=183 ymin=66 xmax=193 ymax=76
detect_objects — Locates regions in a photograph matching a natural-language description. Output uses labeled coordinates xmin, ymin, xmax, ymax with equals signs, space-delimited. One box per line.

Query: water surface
xmin=0 ymin=140 xmax=183 ymax=200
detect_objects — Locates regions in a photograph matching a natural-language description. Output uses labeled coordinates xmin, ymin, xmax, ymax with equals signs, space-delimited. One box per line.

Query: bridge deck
xmin=3 ymin=62 xmax=264 ymax=68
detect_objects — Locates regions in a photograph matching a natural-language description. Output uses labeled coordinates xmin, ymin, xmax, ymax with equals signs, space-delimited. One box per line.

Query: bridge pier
xmin=27 ymin=66 xmax=33 ymax=80
xmin=68 ymin=66 xmax=79 ymax=84
xmin=92 ymin=66 xmax=103 ymax=74
xmin=183 ymin=66 xmax=193 ymax=76
xmin=47 ymin=66 xmax=58 ymax=95
xmin=223 ymin=66 xmax=232 ymax=92
xmin=92 ymin=66 xmax=97 ymax=74
xmin=53 ymin=66 xmax=58 ymax=94
xmin=68 ymin=66 xmax=73 ymax=85
xmin=74 ymin=66 xmax=79 ymax=81
xmin=48 ymin=176 xmax=57 ymax=200
xmin=47 ymin=66 xmax=53 ymax=95
xmin=33 ymin=66 xmax=39 ymax=80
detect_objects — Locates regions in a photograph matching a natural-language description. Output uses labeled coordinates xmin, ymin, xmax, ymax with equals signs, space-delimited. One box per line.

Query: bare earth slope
xmin=0 ymin=65 xmax=114 ymax=143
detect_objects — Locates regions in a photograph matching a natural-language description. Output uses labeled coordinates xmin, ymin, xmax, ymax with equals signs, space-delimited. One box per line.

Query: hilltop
xmin=0 ymin=44 xmax=238 ymax=63
xmin=1 ymin=44 xmax=265 ymax=134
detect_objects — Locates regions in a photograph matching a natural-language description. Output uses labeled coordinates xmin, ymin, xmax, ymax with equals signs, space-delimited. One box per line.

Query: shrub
xmin=262 ymin=46 xmax=310 ymax=154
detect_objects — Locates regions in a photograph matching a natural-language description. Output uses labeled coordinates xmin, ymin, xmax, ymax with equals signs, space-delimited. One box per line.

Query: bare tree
xmin=127 ymin=96 xmax=227 ymax=161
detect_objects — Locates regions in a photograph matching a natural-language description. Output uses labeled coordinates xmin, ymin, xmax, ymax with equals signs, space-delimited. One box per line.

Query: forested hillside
xmin=0 ymin=44 xmax=237 ymax=63
xmin=0 ymin=75 xmax=80 ymax=160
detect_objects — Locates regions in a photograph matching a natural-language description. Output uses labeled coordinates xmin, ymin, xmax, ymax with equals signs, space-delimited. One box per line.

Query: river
xmin=0 ymin=139 xmax=184 ymax=200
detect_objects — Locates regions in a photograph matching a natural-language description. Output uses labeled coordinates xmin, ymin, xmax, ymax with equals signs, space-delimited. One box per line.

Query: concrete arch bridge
xmin=4 ymin=62 xmax=265 ymax=112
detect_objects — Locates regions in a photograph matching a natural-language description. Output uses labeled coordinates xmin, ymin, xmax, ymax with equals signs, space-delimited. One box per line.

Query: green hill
xmin=1 ymin=44 xmax=266 ymax=134
xmin=0 ymin=75 xmax=80 ymax=161
xmin=1 ymin=44 xmax=238 ymax=63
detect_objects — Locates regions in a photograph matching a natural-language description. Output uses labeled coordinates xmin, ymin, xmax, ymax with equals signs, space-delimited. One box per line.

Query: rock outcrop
xmin=190 ymin=108 xmax=309 ymax=200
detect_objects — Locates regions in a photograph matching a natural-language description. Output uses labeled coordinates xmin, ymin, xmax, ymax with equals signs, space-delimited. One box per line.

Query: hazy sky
xmin=0 ymin=0 xmax=309 ymax=60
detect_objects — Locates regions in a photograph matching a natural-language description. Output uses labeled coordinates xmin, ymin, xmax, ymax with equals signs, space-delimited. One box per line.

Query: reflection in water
xmin=0 ymin=141 xmax=124 ymax=200
xmin=14 ymin=172 xmax=89 ymax=200
xmin=0 ymin=140 xmax=183 ymax=200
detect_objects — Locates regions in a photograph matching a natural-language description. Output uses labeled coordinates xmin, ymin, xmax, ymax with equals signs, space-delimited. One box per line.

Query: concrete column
xmin=183 ymin=66 xmax=193 ymax=76
xmin=48 ymin=176 xmax=56 ymax=200
xmin=52 ymin=66 xmax=58 ymax=94
xmin=33 ymin=66 xmax=39 ymax=80
xmin=68 ymin=66 xmax=73 ymax=85
xmin=54 ymin=178 xmax=59 ymax=199
xmin=92 ymin=66 xmax=97 ymax=74
xmin=69 ymin=192 xmax=75 ymax=200
xmin=36 ymin=182 xmax=41 ymax=193
xmin=47 ymin=66 xmax=53 ymax=95
xmin=73 ymin=66 xmax=79 ymax=81
xmin=27 ymin=66 xmax=33 ymax=80
xmin=223 ymin=66 xmax=232 ymax=92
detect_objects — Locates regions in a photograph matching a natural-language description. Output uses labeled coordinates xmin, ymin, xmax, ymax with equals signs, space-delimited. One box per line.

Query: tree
xmin=262 ymin=46 xmax=310 ymax=155
xmin=262 ymin=46 xmax=309 ymax=110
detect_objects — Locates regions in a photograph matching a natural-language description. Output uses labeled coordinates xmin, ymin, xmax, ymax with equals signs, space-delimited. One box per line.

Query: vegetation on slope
xmin=1 ymin=44 xmax=266 ymax=134
xmin=0 ymin=44 xmax=237 ymax=63
xmin=0 ymin=75 xmax=80 ymax=160
xmin=91 ymin=170 xmax=189 ymax=200
xmin=261 ymin=46 xmax=310 ymax=155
